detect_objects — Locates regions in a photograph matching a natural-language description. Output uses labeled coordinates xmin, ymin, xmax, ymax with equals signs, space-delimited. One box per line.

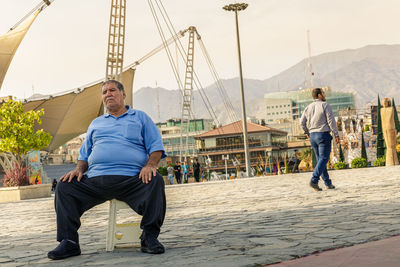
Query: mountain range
xmin=134 ymin=44 xmax=400 ymax=124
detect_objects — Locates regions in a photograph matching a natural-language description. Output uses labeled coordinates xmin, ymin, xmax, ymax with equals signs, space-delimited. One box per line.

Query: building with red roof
xmin=194 ymin=120 xmax=288 ymax=175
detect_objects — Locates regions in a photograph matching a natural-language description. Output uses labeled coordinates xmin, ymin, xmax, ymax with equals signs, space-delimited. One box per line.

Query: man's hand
xmin=335 ymin=136 xmax=340 ymax=144
xmin=60 ymin=160 xmax=88 ymax=183
xmin=139 ymin=151 xmax=162 ymax=184
xmin=139 ymin=165 xmax=157 ymax=184
xmin=60 ymin=169 xmax=83 ymax=183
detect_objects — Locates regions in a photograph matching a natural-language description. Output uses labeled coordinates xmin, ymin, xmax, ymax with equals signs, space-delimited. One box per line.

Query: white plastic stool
xmin=106 ymin=199 xmax=141 ymax=251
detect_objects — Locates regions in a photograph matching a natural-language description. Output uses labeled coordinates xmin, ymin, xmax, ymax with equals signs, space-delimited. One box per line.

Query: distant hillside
xmin=134 ymin=44 xmax=400 ymax=124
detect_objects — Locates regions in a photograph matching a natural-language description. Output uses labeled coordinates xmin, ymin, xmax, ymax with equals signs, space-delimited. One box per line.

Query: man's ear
xmin=123 ymin=91 xmax=126 ymax=98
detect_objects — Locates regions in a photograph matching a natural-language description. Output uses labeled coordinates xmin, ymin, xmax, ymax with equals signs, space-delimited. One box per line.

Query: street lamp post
xmin=223 ymin=3 xmax=252 ymax=177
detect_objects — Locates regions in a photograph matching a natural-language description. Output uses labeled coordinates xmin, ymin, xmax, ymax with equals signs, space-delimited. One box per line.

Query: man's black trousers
xmin=54 ymin=173 xmax=166 ymax=244
xmin=194 ymin=170 xmax=200 ymax=182
xmin=175 ymin=173 xmax=181 ymax=184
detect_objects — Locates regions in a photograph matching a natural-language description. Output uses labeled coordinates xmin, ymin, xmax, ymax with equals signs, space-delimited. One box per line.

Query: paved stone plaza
xmin=1 ymin=166 xmax=399 ymax=266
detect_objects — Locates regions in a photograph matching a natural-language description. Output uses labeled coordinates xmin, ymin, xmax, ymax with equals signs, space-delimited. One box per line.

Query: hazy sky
xmin=1 ymin=0 xmax=400 ymax=98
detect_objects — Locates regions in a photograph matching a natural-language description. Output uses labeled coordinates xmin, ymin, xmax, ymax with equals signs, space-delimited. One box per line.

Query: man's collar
xmin=126 ymin=105 xmax=136 ymax=115
xmin=105 ymin=105 xmax=135 ymax=117
xmin=314 ymin=99 xmax=323 ymax=102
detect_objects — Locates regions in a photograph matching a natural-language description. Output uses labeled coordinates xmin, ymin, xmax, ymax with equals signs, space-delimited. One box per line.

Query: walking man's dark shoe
xmin=48 ymin=239 xmax=81 ymax=260
xmin=309 ymin=181 xmax=322 ymax=191
xmin=141 ymin=235 xmax=165 ymax=254
xmin=327 ymin=184 xmax=335 ymax=189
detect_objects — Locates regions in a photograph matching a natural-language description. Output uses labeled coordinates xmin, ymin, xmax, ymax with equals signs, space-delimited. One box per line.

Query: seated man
xmin=48 ymin=80 xmax=166 ymax=260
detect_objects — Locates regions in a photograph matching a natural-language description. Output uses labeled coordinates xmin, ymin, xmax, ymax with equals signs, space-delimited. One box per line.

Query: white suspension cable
xmin=155 ymin=0 xmax=221 ymax=128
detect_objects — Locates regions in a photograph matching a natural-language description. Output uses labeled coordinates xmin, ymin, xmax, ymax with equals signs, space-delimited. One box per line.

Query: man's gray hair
xmin=102 ymin=80 xmax=124 ymax=91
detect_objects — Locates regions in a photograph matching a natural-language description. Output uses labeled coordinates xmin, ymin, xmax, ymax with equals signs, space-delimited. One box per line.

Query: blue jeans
xmin=310 ymin=132 xmax=332 ymax=186
xmin=168 ymin=174 xmax=173 ymax=185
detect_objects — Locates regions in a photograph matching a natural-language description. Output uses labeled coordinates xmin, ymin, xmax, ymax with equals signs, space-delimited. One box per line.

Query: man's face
xmin=102 ymin=82 xmax=125 ymax=112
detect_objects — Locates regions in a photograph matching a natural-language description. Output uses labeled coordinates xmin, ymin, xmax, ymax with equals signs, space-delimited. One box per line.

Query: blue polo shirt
xmin=78 ymin=107 xmax=166 ymax=178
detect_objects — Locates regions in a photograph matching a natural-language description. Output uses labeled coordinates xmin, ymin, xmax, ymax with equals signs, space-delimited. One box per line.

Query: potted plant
xmin=0 ymin=100 xmax=52 ymax=202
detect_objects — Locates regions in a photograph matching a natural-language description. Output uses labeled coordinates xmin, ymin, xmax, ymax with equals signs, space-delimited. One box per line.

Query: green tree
xmin=392 ymin=98 xmax=400 ymax=132
xmin=361 ymin=132 xmax=367 ymax=161
xmin=300 ymin=147 xmax=312 ymax=160
xmin=338 ymin=142 xmax=345 ymax=162
xmin=0 ymin=100 xmax=52 ymax=185
xmin=376 ymin=95 xmax=385 ymax=158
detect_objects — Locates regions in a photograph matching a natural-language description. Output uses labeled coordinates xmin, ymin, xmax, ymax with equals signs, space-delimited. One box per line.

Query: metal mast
xmin=106 ymin=0 xmax=126 ymax=81
xmin=307 ymin=29 xmax=314 ymax=88
xmin=179 ymin=26 xmax=196 ymax=162
xmin=223 ymin=3 xmax=252 ymax=177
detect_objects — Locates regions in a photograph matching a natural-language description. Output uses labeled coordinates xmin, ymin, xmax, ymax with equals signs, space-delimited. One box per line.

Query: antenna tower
xmin=307 ymin=30 xmax=314 ymax=88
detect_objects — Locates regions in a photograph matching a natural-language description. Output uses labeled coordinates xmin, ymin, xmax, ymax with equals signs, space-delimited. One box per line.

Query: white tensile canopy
xmin=0 ymin=10 xmax=40 ymax=89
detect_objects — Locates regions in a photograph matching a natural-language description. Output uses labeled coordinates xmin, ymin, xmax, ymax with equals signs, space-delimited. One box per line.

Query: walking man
xmin=48 ymin=80 xmax=166 ymax=260
xmin=300 ymin=88 xmax=340 ymax=191
xmin=174 ymin=161 xmax=182 ymax=184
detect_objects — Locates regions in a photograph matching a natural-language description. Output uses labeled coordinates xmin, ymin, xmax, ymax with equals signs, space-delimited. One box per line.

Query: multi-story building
xmin=156 ymin=118 xmax=213 ymax=158
xmin=265 ymin=98 xmax=295 ymax=123
xmin=194 ymin=120 xmax=288 ymax=174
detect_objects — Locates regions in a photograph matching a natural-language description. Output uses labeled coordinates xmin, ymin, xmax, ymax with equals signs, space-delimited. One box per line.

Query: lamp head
xmin=223 ymin=3 xmax=248 ymax=12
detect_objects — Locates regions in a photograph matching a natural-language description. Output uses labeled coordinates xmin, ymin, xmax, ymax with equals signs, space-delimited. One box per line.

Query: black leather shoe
xmin=141 ymin=235 xmax=165 ymax=254
xmin=327 ymin=184 xmax=335 ymax=189
xmin=309 ymin=181 xmax=322 ymax=191
xmin=48 ymin=240 xmax=81 ymax=260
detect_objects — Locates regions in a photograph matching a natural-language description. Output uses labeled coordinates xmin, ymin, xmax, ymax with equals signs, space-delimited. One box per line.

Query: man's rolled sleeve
xmin=142 ymin=113 xmax=166 ymax=159
xmin=78 ymin=130 xmax=93 ymax=162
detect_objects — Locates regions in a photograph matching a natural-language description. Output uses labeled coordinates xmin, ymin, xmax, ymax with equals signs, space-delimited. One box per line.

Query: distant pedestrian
xmin=182 ymin=161 xmax=189 ymax=183
xmin=51 ymin=179 xmax=57 ymax=192
xmin=174 ymin=161 xmax=182 ymax=184
xmin=300 ymin=88 xmax=340 ymax=191
xmin=167 ymin=165 xmax=174 ymax=185
xmin=273 ymin=163 xmax=278 ymax=175
xmin=192 ymin=159 xmax=201 ymax=182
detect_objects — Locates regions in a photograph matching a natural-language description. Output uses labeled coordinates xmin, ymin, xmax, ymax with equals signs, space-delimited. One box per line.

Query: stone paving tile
xmin=0 ymin=166 xmax=399 ymax=266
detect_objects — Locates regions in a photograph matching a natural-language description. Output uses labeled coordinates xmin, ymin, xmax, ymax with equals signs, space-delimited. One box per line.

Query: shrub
xmin=334 ymin=161 xmax=349 ymax=170
xmin=158 ymin=166 xmax=168 ymax=176
xmin=2 ymin=162 xmax=30 ymax=187
xmin=351 ymin=157 xmax=368 ymax=168
xmin=374 ymin=156 xmax=386 ymax=167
